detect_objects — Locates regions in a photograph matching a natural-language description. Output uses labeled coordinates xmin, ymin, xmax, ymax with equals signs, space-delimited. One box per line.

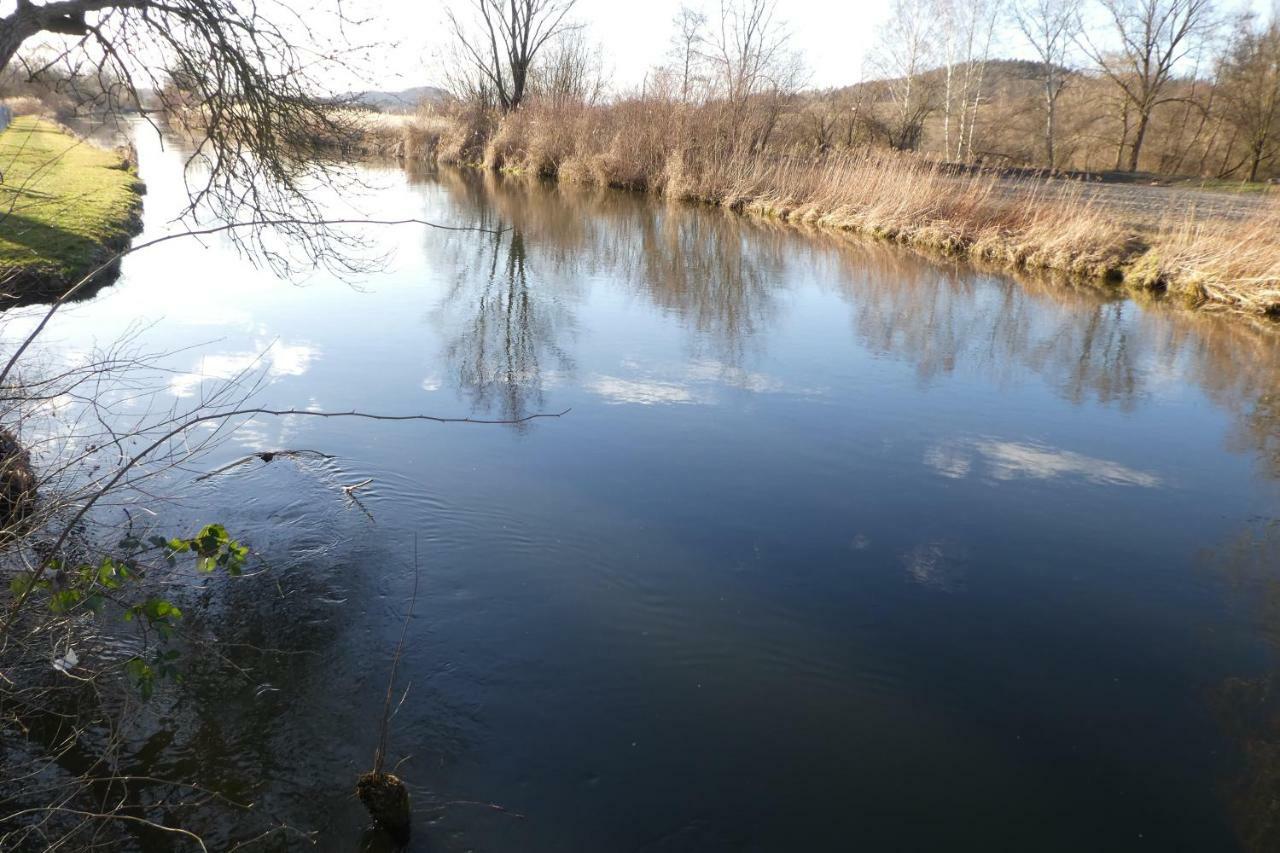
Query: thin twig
xmin=374 ymin=535 xmax=420 ymax=776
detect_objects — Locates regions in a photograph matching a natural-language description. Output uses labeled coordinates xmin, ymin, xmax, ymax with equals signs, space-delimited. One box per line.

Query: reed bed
xmin=366 ymin=100 xmax=1280 ymax=317
xmin=339 ymin=110 xmax=452 ymax=160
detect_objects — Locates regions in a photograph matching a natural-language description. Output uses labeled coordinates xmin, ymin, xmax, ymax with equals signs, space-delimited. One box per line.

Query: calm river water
xmin=20 ymin=129 xmax=1280 ymax=851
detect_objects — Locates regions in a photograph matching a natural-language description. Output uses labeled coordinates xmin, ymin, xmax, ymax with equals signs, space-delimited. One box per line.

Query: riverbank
xmin=359 ymin=106 xmax=1280 ymax=318
xmin=0 ymin=116 xmax=144 ymax=306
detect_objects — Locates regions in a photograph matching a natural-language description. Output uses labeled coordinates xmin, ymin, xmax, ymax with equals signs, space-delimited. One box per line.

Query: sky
xmin=5 ymin=0 xmax=1275 ymax=95
xmin=354 ymin=0 xmax=1275 ymax=95
xmin=360 ymin=0 xmax=894 ymax=93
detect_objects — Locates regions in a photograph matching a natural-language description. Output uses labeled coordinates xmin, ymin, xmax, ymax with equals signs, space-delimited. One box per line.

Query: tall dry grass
xmin=335 ymin=109 xmax=453 ymax=160
xmin=1131 ymin=203 xmax=1280 ymax=313
xmin=372 ymin=98 xmax=1280 ymax=317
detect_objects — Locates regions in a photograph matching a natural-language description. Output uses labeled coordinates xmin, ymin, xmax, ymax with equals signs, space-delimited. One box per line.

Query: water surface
xmin=20 ymin=130 xmax=1280 ymax=851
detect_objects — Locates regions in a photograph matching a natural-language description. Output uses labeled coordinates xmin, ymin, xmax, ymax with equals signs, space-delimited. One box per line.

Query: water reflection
xmin=435 ymin=225 xmax=576 ymax=422
xmin=924 ymin=438 xmax=1162 ymax=486
xmin=168 ymin=339 xmax=320 ymax=399
xmin=1207 ymin=519 xmax=1280 ymax=852
xmin=423 ymin=169 xmax=1280 ymax=467
xmin=28 ymin=150 xmax=1280 ymax=850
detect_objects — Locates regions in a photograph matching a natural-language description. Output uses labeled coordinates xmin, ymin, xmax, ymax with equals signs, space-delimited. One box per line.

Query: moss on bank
xmin=0 ymin=116 xmax=144 ymax=305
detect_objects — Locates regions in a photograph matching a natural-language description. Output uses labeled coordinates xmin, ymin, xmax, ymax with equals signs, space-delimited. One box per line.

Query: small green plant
xmin=9 ymin=523 xmax=249 ymax=698
xmin=165 ymin=523 xmax=250 ymax=575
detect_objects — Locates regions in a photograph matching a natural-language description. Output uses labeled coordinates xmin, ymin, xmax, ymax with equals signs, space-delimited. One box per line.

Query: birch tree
xmin=872 ymin=0 xmax=940 ymax=151
xmin=1016 ymin=0 xmax=1082 ymax=168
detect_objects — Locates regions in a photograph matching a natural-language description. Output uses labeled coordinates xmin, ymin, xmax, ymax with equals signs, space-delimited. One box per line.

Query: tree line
xmin=440 ymin=0 xmax=1280 ymax=181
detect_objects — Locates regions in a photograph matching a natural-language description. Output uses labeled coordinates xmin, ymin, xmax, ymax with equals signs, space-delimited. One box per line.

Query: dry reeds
xmin=336 ymin=110 xmax=452 ymax=160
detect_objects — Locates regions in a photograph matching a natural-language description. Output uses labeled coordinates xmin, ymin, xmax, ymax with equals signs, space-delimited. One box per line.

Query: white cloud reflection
xmin=585 ymin=358 xmax=823 ymax=406
xmin=169 ymin=340 xmax=320 ymax=398
xmin=924 ymin=438 xmax=1160 ymax=488
xmin=585 ymin=376 xmax=700 ymax=405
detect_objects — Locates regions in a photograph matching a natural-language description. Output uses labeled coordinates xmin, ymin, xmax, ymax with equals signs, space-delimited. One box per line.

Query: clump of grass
xmin=0 ymin=116 xmax=143 ymax=299
xmin=1134 ymin=203 xmax=1280 ymax=314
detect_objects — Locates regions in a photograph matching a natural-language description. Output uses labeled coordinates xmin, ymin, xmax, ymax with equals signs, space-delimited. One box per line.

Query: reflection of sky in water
xmin=925 ymin=438 xmax=1162 ymax=487
xmin=168 ymin=339 xmax=320 ymax=398
xmin=15 ymin=124 xmax=1280 ymax=852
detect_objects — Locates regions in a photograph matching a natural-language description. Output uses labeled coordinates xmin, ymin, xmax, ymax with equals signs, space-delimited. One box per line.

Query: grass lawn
xmin=0 ymin=116 xmax=143 ymax=297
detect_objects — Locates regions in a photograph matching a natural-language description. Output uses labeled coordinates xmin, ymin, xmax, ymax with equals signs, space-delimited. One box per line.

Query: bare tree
xmin=871 ymin=0 xmax=940 ymax=151
xmin=670 ymin=4 xmax=709 ymax=104
xmin=446 ymin=0 xmax=579 ymax=113
xmin=1216 ymin=10 xmax=1280 ymax=181
xmin=528 ymin=28 xmax=605 ymax=108
xmin=1079 ymin=0 xmax=1216 ymax=172
xmin=935 ymin=0 xmax=1003 ymax=161
xmin=1016 ymin=0 xmax=1082 ymax=168
xmin=701 ymin=0 xmax=804 ymax=153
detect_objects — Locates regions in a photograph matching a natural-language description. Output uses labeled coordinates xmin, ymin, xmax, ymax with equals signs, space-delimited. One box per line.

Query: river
xmin=15 ymin=126 xmax=1280 ymax=851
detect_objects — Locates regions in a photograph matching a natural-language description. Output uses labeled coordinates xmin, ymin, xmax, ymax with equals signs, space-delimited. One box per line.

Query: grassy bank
xmin=362 ymin=103 xmax=1280 ymax=318
xmin=0 ymin=116 xmax=144 ymax=304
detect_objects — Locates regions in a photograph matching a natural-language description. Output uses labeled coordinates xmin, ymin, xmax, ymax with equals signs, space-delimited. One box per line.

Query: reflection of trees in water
xmin=826 ymin=238 xmax=1280 ymax=475
xmin=628 ymin=206 xmax=783 ymax=366
xmin=1205 ymin=519 xmax=1280 ymax=852
xmin=428 ymin=168 xmax=1280 ymax=477
xmin=429 ymin=170 xmax=784 ymax=419
xmin=439 ymin=226 xmax=575 ymax=422
xmin=430 ymin=171 xmax=579 ymax=423
xmin=829 ymin=242 xmax=1146 ymax=406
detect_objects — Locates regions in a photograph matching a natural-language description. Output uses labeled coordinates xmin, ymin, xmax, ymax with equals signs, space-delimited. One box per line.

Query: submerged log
xmin=356 ymin=769 xmax=411 ymax=844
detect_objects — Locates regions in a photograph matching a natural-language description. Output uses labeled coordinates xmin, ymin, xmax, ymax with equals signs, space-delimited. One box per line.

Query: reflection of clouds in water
xmin=923 ymin=444 xmax=972 ymax=480
xmin=924 ymin=438 xmax=1160 ymax=487
xmin=170 ymin=341 xmax=320 ymax=398
xmin=231 ymin=411 xmax=307 ymax=452
xmin=585 ymin=358 xmax=824 ymax=406
xmin=901 ymin=542 xmax=963 ymax=591
xmin=682 ymin=359 xmax=785 ymax=394
xmin=586 ymin=376 xmax=701 ymax=406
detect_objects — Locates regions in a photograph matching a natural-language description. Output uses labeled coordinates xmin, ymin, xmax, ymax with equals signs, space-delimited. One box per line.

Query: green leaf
xmin=124 ymin=657 xmax=155 ymax=700
xmin=49 ymin=588 xmax=83 ymax=614
xmin=9 ymin=572 xmax=33 ymax=596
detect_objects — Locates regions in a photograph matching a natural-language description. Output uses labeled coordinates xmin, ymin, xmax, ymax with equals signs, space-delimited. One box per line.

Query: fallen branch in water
xmin=343 ymin=479 xmax=376 ymax=524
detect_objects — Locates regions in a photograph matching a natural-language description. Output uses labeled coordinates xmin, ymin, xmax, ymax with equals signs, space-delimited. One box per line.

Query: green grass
xmin=0 ymin=116 xmax=143 ymax=296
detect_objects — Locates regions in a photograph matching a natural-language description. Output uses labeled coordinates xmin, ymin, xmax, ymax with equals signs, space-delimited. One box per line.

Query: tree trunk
xmin=1042 ymin=73 xmax=1055 ymax=169
xmin=1127 ymin=109 xmax=1150 ymax=172
xmin=1114 ymin=101 xmax=1130 ymax=171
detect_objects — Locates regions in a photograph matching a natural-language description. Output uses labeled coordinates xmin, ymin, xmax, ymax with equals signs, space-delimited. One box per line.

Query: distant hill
xmin=344 ymin=85 xmax=449 ymax=112
xmin=833 ymin=59 xmax=1053 ymax=101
